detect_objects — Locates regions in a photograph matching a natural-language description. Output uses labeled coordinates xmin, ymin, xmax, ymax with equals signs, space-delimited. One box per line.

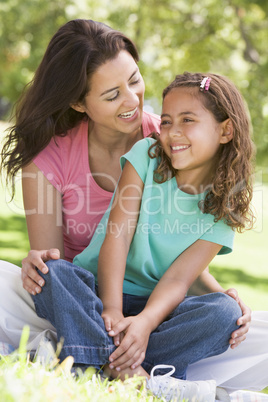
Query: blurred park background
xmin=0 ymin=0 xmax=268 ymax=310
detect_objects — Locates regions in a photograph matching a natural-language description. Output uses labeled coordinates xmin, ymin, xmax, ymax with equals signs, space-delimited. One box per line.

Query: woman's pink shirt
xmin=33 ymin=111 xmax=160 ymax=261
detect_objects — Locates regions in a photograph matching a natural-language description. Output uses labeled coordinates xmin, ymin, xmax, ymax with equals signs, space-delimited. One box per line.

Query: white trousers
xmin=187 ymin=311 xmax=268 ymax=393
xmin=0 ymin=260 xmax=56 ymax=350
xmin=0 ymin=260 xmax=268 ymax=393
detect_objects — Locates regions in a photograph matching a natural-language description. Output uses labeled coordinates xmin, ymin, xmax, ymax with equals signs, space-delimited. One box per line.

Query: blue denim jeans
xmin=32 ymin=259 xmax=241 ymax=379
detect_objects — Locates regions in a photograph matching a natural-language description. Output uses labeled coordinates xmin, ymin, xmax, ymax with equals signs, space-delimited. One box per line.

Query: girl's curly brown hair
xmin=149 ymin=72 xmax=255 ymax=232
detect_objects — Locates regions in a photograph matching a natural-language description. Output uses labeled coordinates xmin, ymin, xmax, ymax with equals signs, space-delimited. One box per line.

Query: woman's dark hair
xmin=149 ymin=72 xmax=255 ymax=232
xmin=1 ymin=19 xmax=139 ymax=196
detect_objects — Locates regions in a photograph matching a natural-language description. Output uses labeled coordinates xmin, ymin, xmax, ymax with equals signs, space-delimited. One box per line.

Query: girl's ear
xmin=220 ymin=118 xmax=233 ymax=144
xmin=70 ymin=102 xmax=86 ymax=113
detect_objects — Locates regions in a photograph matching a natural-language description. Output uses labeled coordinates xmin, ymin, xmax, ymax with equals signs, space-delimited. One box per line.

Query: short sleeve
xmin=120 ymin=138 xmax=156 ymax=183
xmin=142 ymin=110 xmax=160 ymax=136
xmin=33 ymin=137 xmax=65 ymax=192
xmin=200 ymin=218 xmax=235 ymax=255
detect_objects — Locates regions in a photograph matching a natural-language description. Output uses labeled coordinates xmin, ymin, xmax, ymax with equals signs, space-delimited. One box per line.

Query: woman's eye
xmin=183 ymin=118 xmax=193 ymax=123
xmin=130 ymin=78 xmax=141 ymax=85
xmin=107 ymin=91 xmax=119 ymax=102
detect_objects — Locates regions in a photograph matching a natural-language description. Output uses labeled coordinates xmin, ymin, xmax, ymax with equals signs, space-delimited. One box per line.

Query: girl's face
xmin=160 ymin=87 xmax=232 ymax=190
xmin=73 ymin=50 xmax=145 ymax=136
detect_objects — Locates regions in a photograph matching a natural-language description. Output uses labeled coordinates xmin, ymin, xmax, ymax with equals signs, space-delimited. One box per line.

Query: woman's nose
xmin=124 ymin=88 xmax=139 ymax=106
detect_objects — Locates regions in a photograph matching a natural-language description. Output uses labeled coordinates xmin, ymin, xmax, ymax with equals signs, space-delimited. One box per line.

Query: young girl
xmin=70 ymin=72 xmax=255 ymax=398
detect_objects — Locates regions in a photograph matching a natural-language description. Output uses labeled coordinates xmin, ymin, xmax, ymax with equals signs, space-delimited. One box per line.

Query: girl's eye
xmin=160 ymin=120 xmax=171 ymax=126
xmin=107 ymin=91 xmax=119 ymax=102
xmin=183 ymin=118 xmax=193 ymax=123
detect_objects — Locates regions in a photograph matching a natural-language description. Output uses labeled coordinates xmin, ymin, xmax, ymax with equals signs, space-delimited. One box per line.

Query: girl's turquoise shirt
xmin=74 ymin=138 xmax=234 ymax=296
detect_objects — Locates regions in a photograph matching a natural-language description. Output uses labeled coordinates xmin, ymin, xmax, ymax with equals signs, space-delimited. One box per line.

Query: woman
xmin=0 ymin=19 xmax=267 ymax=394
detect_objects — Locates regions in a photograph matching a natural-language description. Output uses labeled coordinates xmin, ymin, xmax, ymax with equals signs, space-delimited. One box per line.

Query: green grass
xmin=210 ymin=180 xmax=268 ymax=310
xmin=0 ymin=358 xmax=154 ymax=402
xmin=0 ymin=330 xmax=162 ymax=402
xmin=1 ymin=329 xmax=267 ymax=400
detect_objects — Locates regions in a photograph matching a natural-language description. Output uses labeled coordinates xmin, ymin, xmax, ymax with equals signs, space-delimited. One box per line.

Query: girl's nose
xmin=169 ymin=125 xmax=182 ymax=137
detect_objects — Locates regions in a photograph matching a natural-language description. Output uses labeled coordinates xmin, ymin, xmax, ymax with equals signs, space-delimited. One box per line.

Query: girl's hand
xmin=108 ymin=315 xmax=151 ymax=372
xmin=224 ymin=288 xmax=251 ymax=348
xmin=101 ymin=308 xmax=124 ymax=347
xmin=21 ymin=249 xmax=60 ymax=295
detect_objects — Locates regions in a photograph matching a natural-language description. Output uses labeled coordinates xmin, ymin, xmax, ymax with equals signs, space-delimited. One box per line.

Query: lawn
xmin=210 ymin=178 xmax=268 ymax=311
xmin=0 ymin=328 xmax=159 ymax=402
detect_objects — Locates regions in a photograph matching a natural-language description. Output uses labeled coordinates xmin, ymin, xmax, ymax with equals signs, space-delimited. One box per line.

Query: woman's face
xmin=74 ymin=50 xmax=145 ymax=136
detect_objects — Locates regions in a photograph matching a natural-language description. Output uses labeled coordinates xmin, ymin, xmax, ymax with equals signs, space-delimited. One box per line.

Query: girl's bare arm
xmin=97 ymin=161 xmax=143 ymax=329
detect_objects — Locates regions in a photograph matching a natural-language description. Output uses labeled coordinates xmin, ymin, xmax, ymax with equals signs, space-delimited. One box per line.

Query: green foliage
xmin=0 ymin=0 xmax=268 ymax=161
xmin=0 ymin=0 xmax=71 ymax=108
xmin=0 ymin=1 xmax=267 ymax=191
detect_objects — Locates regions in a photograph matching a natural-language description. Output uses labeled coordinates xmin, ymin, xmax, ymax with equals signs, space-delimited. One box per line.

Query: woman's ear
xmin=220 ymin=118 xmax=233 ymax=144
xmin=70 ymin=102 xmax=85 ymax=113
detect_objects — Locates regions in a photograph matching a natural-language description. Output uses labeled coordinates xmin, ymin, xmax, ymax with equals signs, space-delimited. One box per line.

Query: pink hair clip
xmin=200 ymin=77 xmax=211 ymax=92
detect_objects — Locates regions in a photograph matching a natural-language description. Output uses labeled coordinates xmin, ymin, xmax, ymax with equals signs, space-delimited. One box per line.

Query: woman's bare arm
xmin=21 ymin=162 xmax=64 ymax=295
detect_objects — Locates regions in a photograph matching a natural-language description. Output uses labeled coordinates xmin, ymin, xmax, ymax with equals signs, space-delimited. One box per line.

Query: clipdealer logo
xmin=65 ymin=217 xmax=214 ymax=238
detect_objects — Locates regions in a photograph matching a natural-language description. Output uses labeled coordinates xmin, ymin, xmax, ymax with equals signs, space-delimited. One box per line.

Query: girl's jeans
xmin=32 ymin=259 xmax=241 ymax=379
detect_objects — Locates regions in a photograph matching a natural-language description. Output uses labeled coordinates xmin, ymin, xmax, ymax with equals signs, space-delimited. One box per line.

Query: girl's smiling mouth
xmin=170 ymin=144 xmax=190 ymax=152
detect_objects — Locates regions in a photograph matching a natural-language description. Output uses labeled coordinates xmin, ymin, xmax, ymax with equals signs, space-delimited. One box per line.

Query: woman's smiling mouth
xmin=118 ymin=107 xmax=138 ymax=119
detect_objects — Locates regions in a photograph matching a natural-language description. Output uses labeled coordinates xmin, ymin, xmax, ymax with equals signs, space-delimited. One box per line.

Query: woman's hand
xmin=225 ymin=288 xmax=252 ymax=348
xmin=21 ymin=249 xmax=60 ymax=295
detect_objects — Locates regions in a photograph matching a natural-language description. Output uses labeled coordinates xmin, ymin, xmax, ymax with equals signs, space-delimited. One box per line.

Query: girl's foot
xmin=146 ymin=365 xmax=216 ymax=402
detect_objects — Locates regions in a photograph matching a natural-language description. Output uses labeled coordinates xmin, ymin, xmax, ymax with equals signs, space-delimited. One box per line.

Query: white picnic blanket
xmin=230 ymin=390 xmax=268 ymax=401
